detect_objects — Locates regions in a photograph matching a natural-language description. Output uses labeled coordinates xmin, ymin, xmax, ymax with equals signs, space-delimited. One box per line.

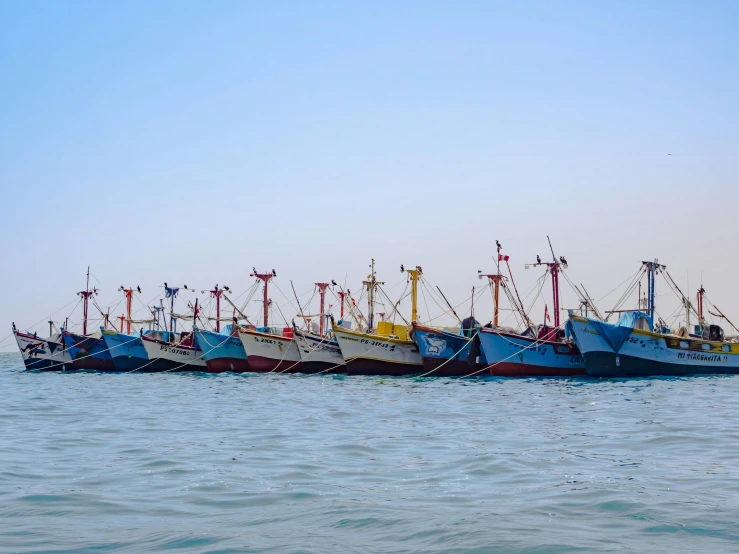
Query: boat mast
xmin=486 ymin=241 xmax=507 ymax=326
xmin=251 ymin=269 xmax=275 ymax=328
xmin=337 ymin=291 xmax=346 ymax=319
xmin=207 ymin=285 xmax=224 ymax=332
xmin=641 ymin=259 xmax=665 ymax=322
xmin=170 ymin=289 xmax=176 ymax=333
xmin=78 ymin=266 xmax=94 ymax=335
xmin=315 ymin=283 xmax=329 ymax=336
xmin=119 ymin=287 xmax=135 ymax=334
xmin=532 ymin=238 xmax=565 ymax=328
xmin=402 ymin=266 xmax=422 ymax=323
xmin=697 ymin=286 xmax=705 ymax=329
xmin=363 ymin=259 xmax=383 ymax=331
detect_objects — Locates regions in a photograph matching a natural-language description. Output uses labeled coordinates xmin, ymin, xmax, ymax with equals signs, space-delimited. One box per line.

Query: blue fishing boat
xmin=410 ymin=322 xmax=486 ymax=376
xmin=94 ymin=285 xmax=152 ymax=371
xmin=569 ymin=260 xmax=739 ymax=377
xmin=62 ymin=330 xmax=116 ymax=371
xmin=193 ymin=326 xmax=250 ymax=372
xmin=99 ymin=328 xmax=150 ymax=371
xmin=478 ymin=241 xmax=586 ymax=377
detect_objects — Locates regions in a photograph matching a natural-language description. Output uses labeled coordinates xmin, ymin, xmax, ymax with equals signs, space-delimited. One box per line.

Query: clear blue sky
xmin=1 ymin=0 xmax=738 ymax=346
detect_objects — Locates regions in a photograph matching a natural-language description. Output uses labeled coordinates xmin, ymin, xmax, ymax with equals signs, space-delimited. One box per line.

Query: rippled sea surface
xmin=2 ymin=352 xmax=739 ymax=553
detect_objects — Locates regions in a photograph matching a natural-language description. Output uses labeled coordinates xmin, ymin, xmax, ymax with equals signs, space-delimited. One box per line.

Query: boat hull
xmin=410 ymin=324 xmax=485 ymax=377
xmin=101 ymin=330 xmax=151 ymax=371
xmin=193 ymin=329 xmax=250 ymax=373
xmin=333 ymin=326 xmax=422 ymax=376
xmin=238 ymin=329 xmax=303 ymax=373
xmin=63 ymin=332 xmax=116 ymax=371
xmin=293 ymin=329 xmax=345 ymax=374
xmin=478 ymin=329 xmax=585 ymax=377
xmin=14 ymin=331 xmax=73 ymax=371
xmin=141 ymin=335 xmax=207 ymax=371
xmin=569 ymin=315 xmax=739 ymax=378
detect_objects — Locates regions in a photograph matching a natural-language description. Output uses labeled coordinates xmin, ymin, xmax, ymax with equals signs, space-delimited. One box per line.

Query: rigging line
xmin=2 ymin=294 xmax=91 ymax=347
xmin=702 ymin=295 xmax=739 ymax=334
xmin=424 ymin=284 xmax=490 ymax=325
xmin=609 ymin=268 xmax=645 ymax=317
xmin=419 ymin=282 xmax=431 ymax=325
xmin=272 ymin=280 xmax=303 ymax=316
xmin=376 ymin=286 xmax=411 ymax=328
xmin=524 ymin=272 xmax=549 ymax=321
xmin=420 ymin=276 xmax=456 ymax=319
xmin=559 ymin=269 xmax=601 ymax=319
xmin=662 ymin=270 xmax=700 ymax=320
xmin=597 ymin=267 xmax=644 ymax=304
xmin=384 ymin=282 xmax=409 ymax=324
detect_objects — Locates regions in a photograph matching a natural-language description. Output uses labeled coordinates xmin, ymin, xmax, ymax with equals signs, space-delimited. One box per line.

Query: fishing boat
xmin=333 ymin=261 xmax=422 ymax=376
xmin=140 ymin=286 xmax=206 ymax=371
xmin=62 ymin=330 xmax=115 ymax=370
xmin=141 ymin=330 xmax=206 ymax=371
xmin=569 ymin=261 xmax=739 ymax=377
xmin=13 ymin=322 xmax=72 ymax=371
xmin=409 ymin=256 xmax=505 ymax=377
xmin=410 ymin=321 xmax=484 ymax=377
xmin=192 ymin=285 xmax=251 ymax=372
xmin=477 ymin=243 xmax=587 ymax=377
xmin=99 ymin=286 xmax=151 ymax=371
xmin=292 ymin=283 xmax=345 ymax=374
xmin=53 ymin=268 xmax=115 ymax=371
xmin=238 ymin=269 xmax=304 ymax=373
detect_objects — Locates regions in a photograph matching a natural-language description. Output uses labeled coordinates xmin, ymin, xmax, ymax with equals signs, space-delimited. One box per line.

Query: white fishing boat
xmin=13 ymin=325 xmax=72 ymax=371
xmin=141 ymin=330 xmax=206 ymax=371
xmin=237 ymin=268 xmax=303 ymax=373
xmin=291 ymin=283 xmax=345 ymax=373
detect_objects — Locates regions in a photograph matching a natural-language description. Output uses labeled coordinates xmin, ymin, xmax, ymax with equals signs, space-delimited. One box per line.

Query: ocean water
xmin=2 ymin=352 xmax=739 ymax=553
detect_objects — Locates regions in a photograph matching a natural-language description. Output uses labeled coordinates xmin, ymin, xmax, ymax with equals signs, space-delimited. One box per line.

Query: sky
xmin=1 ymin=0 xmax=738 ymax=348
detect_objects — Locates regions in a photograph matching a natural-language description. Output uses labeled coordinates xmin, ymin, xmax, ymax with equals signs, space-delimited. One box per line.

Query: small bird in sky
xmin=536 ymin=255 xmax=541 ymax=264
xmin=668 ymin=153 xmax=673 ymax=156
xmin=331 ymin=280 xmax=337 ymax=286
xmin=137 ymin=286 xmax=141 ymax=293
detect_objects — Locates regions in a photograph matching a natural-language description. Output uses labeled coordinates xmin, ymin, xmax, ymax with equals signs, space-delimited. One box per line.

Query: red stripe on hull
xmin=420 ymin=357 xmax=484 ymax=377
xmin=246 ymin=355 xmax=303 ymax=373
xmin=490 ymin=361 xmax=585 ymax=378
xmin=346 ymin=358 xmax=421 ymax=377
xmin=204 ymin=358 xmax=252 ymax=373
